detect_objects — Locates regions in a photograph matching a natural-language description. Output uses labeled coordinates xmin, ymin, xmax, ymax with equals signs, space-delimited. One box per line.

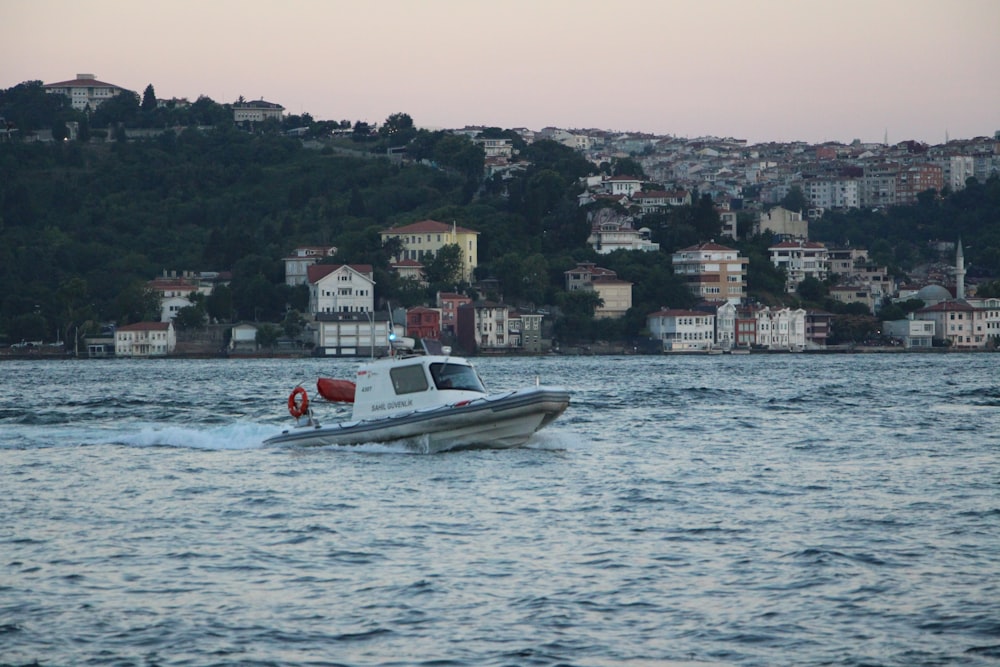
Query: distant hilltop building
xmin=232 ymin=98 xmax=284 ymax=123
xmin=43 ymin=73 xmax=127 ymax=111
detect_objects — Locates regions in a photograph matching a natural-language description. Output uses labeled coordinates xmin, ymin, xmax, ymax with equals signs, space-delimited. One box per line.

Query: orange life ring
xmin=288 ymin=386 xmax=309 ymax=418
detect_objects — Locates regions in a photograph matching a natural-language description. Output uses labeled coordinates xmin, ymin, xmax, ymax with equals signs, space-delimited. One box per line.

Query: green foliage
xmin=255 ymin=323 xmax=281 ymax=350
xmin=0 ymin=80 xmax=79 ymax=132
xmin=424 ymin=244 xmax=464 ymax=286
xmin=174 ymin=303 xmax=207 ymax=330
xmin=3 ymin=96 xmax=1000 ymax=349
xmin=795 ymin=276 xmax=827 ymax=302
xmin=780 ymin=185 xmax=807 ymax=213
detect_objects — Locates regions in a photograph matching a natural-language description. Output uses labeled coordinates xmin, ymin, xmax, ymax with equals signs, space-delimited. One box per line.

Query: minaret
xmin=956 ymin=238 xmax=966 ymax=300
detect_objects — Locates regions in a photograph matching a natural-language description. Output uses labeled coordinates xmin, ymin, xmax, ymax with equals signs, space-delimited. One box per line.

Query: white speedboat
xmin=263 ymin=341 xmax=570 ymax=452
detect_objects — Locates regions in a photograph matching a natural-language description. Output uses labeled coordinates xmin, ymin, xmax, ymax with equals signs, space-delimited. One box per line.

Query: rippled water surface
xmin=2 ymin=354 xmax=999 ymax=666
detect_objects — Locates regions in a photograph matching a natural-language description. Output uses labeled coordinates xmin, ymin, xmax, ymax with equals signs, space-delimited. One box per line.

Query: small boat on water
xmin=263 ymin=339 xmax=570 ymax=452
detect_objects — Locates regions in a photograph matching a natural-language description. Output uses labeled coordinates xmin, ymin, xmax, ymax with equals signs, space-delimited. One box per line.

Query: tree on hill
xmin=0 ymin=80 xmax=80 ymax=133
xmin=378 ymin=112 xmax=416 ymax=147
xmin=141 ymin=84 xmax=157 ymax=113
xmin=91 ymin=90 xmax=141 ymax=128
xmin=781 ymin=185 xmax=807 ymax=213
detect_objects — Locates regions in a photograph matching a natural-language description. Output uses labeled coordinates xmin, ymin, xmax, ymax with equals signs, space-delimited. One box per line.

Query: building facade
xmin=43 ymin=73 xmax=126 ymax=111
xmin=381 ymin=220 xmax=479 ymax=282
xmin=284 ymin=246 xmax=337 ymax=286
xmin=647 ymin=309 xmax=716 ymax=352
xmin=115 ymin=322 xmax=176 ymax=357
xmin=769 ymin=241 xmax=829 ymax=293
xmin=672 ymin=243 xmax=748 ymax=305
xmin=307 ymin=264 xmax=375 ymax=315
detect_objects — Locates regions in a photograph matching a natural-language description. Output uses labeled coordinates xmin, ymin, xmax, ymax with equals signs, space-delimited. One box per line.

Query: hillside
xmin=2 ymin=126 xmax=1000 ymax=348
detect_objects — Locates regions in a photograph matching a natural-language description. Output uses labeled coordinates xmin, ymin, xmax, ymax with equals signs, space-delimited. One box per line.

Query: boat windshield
xmin=430 ymin=362 xmax=486 ymax=393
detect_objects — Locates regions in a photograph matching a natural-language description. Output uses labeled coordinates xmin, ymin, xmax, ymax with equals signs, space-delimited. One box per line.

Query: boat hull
xmin=263 ymin=386 xmax=570 ymax=453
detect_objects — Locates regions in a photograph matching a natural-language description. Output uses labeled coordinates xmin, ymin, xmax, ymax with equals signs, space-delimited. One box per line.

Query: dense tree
xmin=0 ymin=80 xmax=77 ymax=132
xmin=378 ymin=112 xmax=416 ymax=147
xmin=780 ymin=186 xmax=807 ymax=213
xmin=424 ymin=244 xmax=464 ymax=286
xmin=141 ymin=84 xmax=157 ymax=113
xmin=91 ymin=90 xmax=141 ymax=128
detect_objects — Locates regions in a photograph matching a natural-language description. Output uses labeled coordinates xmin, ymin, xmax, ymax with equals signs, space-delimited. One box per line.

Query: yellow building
xmin=380 ymin=220 xmax=479 ymax=282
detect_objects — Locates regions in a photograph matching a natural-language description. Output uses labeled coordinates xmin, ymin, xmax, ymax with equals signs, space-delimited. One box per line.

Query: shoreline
xmin=0 ymin=346 xmax=992 ymax=361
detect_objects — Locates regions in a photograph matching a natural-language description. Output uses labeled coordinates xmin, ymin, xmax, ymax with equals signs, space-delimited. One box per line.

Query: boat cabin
xmin=351 ymin=355 xmax=487 ymax=420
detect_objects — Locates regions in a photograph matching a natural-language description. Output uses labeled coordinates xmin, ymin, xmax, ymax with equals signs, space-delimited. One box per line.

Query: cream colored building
xmin=671 ymin=242 xmax=748 ymax=305
xmin=381 ymin=220 xmax=479 ymax=282
xmin=564 ymin=263 xmax=633 ymax=319
xmin=115 ymin=322 xmax=176 ymax=357
xmin=758 ymin=206 xmax=808 ymax=240
xmin=232 ymin=99 xmax=284 ymax=123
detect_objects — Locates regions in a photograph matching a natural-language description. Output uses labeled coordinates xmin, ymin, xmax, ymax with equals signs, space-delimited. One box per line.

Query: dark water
xmin=2 ymin=354 xmax=999 ymax=666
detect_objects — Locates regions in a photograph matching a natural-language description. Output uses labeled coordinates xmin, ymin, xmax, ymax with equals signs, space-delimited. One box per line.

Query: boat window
xmin=430 ymin=363 xmax=486 ymax=393
xmin=389 ymin=364 xmax=429 ymax=395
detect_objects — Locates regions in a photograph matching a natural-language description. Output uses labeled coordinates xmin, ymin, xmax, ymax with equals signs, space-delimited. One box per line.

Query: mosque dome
xmin=915 ymin=284 xmax=951 ymax=304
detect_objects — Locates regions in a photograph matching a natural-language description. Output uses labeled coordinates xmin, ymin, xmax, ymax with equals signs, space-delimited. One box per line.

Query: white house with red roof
xmin=307 ymin=264 xmax=374 ymax=316
xmin=913 ymin=300 xmax=985 ymax=349
xmin=380 ymin=219 xmax=479 ymax=282
xmin=647 ymin=309 xmax=716 ymax=352
xmin=391 ymin=258 xmax=425 ymax=284
xmin=43 ymin=73 xmax=127 ymax=111
xmin=115 ymin=322 xmax=176 ymax=357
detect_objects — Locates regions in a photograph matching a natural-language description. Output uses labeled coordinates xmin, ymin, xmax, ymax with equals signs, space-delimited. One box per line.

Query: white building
xmin=882 ymin=317 xmax=935 ymax=349
xmin=307 ymin=264 xmax=375 ymax=316
xmin=754 ymin=307 xmax=806 ymax=350
xmin=232 ymin=99 xmax=284 ymax=123
xmin=647 ymin=309 xmax=716 ymax=352
xmin=714 ymin=301 xmax=737 ymax=349
xmin=314 ymin=312 xmax=391 ymax=357
xmin=43 ymin=73 xmax=127 ymax=111
xmin=115 ymin=322 xmax=176 ymax=357
xmin=803 ymin=177 xmax=860 ymax=210
xmin=586 ymin=209 xmax=659 ymax=254
xmin=769 ymin=241 xmax=829 ymax=293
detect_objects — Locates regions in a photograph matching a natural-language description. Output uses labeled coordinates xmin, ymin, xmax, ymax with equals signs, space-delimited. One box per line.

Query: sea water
xmin=1 ymin=354 xmax=999 ymax=666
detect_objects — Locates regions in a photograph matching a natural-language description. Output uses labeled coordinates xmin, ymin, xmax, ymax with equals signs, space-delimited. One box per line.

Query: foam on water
xmin=113 ymin=422 xmax=275 ymax=450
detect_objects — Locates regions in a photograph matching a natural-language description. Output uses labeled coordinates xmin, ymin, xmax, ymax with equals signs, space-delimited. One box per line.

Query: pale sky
xmin=4 ymin=0 xmax=999 ymax=145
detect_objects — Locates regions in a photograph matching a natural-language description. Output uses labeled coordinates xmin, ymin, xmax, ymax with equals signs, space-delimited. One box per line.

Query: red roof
xmin=306 ymin=264 xmax=374 ymax=283
xmin=383 ymin=219 xmax=478 ymax=235
xmin=679 ymin=242 xmax=737 ymax=252
xmin=44 ymin=76 xmax=122 ymax=89
xmin=918 ymin=300 xmax=976 ymax=313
